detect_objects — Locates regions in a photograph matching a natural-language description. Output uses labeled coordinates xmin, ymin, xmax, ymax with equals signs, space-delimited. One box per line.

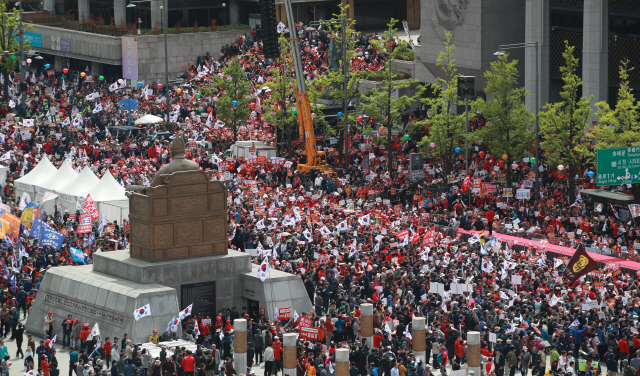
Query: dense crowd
xmin=0 ymin=20 xmax=634 ymax=376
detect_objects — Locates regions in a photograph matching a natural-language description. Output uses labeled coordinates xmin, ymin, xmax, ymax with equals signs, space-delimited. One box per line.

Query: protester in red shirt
xmin=486 ymin=208 xmax=495 ymax=236
xmin=182 ymin=350 xmax=196 ymax=376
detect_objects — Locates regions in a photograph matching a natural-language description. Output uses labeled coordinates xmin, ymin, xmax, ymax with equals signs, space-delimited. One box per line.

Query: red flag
xmin=76 ymin=213 xmax=93 ymax=234
xmin=84 ymin=194 xmax=100 ymax=221
xmin=462 ymin=175 xmax=471 ymax=192
xmin=563 ymin=244 xmax=598 ymax=283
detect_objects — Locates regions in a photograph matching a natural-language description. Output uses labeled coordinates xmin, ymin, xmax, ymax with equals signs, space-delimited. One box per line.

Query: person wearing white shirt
xmin=391 ymin=363 xmax=400 ymax=376
xmin=566 ymin=361 xmax=577 ymax=376
xmin=558 ymin=352 xmax=568 ymax=373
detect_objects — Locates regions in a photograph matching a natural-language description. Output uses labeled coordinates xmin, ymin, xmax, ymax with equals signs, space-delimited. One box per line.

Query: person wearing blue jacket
xmin=598 ymin=326 xmax=607 ymax=361
xmin=572 ymin=324 xmax=587 ymax=358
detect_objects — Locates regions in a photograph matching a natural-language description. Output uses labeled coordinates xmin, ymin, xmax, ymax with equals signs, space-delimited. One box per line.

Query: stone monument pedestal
xmin=26 ymin=250 xmax=313 ymax=343
xmin=26 ymin=144 xmax=312 ymax=343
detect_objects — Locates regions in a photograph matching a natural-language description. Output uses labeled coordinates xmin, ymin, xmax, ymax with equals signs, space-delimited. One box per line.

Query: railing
xmin=78 ymin=24 xmax=129 ymax=36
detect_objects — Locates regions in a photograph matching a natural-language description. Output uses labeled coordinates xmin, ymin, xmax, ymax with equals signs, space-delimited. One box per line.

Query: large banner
xmin=122 ymin=36 xmax=138 ymax=82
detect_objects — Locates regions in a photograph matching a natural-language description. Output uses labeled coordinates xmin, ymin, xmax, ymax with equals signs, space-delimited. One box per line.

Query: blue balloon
xmin=455 ymin=147 xmax=461 ymax=153
xmin=337 ymin=112 xmax=343 ymax=117
xmin=137 ymin=82 xmax=143 ymax=87
xmin=45 ymin=64 xmax=50 ymax=68
xmin=587 ymin=171 xmax=594 ymax=177
xmin=232 ymin=100 xmax=238 ymax=106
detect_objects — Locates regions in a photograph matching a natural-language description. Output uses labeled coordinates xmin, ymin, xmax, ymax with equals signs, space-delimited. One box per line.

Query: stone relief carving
xmin=431 ymin=0 xmax=471 ymax=42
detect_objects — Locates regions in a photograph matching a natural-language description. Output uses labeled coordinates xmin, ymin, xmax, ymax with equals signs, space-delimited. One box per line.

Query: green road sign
xmin=596 ymin=146 xmax=640 ymax=186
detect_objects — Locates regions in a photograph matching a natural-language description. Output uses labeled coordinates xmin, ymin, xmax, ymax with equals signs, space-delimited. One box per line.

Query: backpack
xmin=383 ymin=353 xmax=395 ymax=369
xmin=628 ymin=366 xmax=637 ymax=376
xmin=436 ymin=354 xmax=442 ymax=364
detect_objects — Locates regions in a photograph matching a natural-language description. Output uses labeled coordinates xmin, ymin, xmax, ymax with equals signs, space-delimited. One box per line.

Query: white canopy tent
xmin=97 ymin=200 xmax=129 ymax=225
xmin=55 ymin=166 xmax=101 ymax=213
xmin=34 ymin=162 xmax=78 ymax=214
xmin=88 ymin=171 xmax=129 ymax=223
xmin=14 ymin=156 xmax=57 ymax=204
xmin=0 ymin=166 xmax=8 ymax=188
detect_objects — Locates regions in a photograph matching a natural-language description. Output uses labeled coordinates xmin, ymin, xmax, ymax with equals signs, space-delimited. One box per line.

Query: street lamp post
xmin=310 ymin=19 xmax=347 ymax=169
xmin=16 ymin=1 xmax=25 ymax=105
xmin=222 ymin=3 xmax=226 ymax=25
xmin=494 ymin=42 xmax=539 ymax=202
xmin=160 ymin=2 xmax=170 ymax=120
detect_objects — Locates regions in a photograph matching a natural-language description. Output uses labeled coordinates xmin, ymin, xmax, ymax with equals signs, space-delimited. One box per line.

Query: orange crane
xmin=282 ymin=0 xmax=330 ymax=173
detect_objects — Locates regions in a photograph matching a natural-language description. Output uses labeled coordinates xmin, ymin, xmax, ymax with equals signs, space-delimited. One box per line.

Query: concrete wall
xmin=136 ymin=31 xmax=247 ymax=83
xmin=416 ymin=0 xmax=526 ymax=90
xmin=26 ymin=24 xmax=247 ymax=83
xmin=28 ymin=23 xmax=122 ymax=65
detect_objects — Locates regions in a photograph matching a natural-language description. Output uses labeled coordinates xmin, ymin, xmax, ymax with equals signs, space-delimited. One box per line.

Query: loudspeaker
xmin=260 ymin=0 xmax=280 ymax=59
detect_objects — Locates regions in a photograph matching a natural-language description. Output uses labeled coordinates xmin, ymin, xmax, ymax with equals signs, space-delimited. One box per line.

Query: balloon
xmin=118 ymin=79 xmax=123 ymax=84
xmin=356 ymin=116 xmax=363 ymax=122
xmin=99 ymin=76 xmax=104 ymax=81
xmin=403 ymin=134 xmax=410 ymax=140
xmin=63 ymin=68 xmax=69 ymax=73
xmin=337 ymin=112 xmax=343 ymax=117
xmin=530 ymin=157 xmax=536 ymax=163
xmin=292 ymin=109 xmax=298 ymax=114
xmin=587 ymin=171 xmax=594 ymax=177
xmin=379 ymin=126 xmax=385 ymax=132
xmin=498 ymin=161 xmax=504 ymax=168
xmin=196 ymin=93 xmax=201 ymax=98
xmin=157 ymin=84 xmax=162 ymax=89
xmin=558 ymin=164 xmax=565 ymax=171
xmin=455 ymin=147 xmax=461 ymax=153
xmin=430 ymin=142 xmax=436 ymax=149
xmin=479 ymin=151 xmax=486 ymax=158
xmin=10 ymin=55 xmax=16 ymax=60
xmin=80 ymin=72 xmax=86 ymax=77
xmin=232 ymin=100 xmax=238 ymax=106
xmin=249 ymin=103 xmax=255 ymax=108
xmin=137 ymin=81 xmax=143 ymax=87
xmin=502 ymin=154 xmax=508 ymax=160
xmin=45 ymin=64 xmax=50 ymax=68
xmin=26 ymin=58 xmax=31 ymax=64
xmin=176 ymin=88 xmax=182 ymax=94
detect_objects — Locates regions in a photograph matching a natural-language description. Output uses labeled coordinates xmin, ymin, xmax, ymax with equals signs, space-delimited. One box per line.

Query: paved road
xmin=1 ymin=315 xmax=594 ymax=376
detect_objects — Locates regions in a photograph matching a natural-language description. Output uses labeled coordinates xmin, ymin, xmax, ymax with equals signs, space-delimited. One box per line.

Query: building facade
xmin=416 ymin=0 xmax=640 ymax=111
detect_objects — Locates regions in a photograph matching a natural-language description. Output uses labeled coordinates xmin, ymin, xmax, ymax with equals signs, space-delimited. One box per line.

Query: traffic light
xmin=457 ymin=76 xmax=476 ymax=99
xmin=260 ymin=0 xmax=280 ymax=59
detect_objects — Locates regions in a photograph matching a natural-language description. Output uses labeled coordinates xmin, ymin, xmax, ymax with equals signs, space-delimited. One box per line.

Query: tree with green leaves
xmin=473 ymin=53 xmax=534 ymax=186
xmin=210 ymin=58 xmax=252 ymax=142
xmin=360 ymin=18 xmax=422 ymax=175
xmin=262 ymin=32 xmax=299 ymax=157
xmin=414 ymin=32 xmax=465 ymax=175
xmin=0 ymin=2 xmax=31 ymax=100
xmin=539 ymin=41 xmax=593 ymax=203
xmin=312 ymin=4 xmax=363 ymax=158
xmin=590 ymin=60 xmax=640 ymax=199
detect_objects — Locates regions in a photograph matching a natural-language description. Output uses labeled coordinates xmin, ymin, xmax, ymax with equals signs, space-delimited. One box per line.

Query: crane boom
xmin=282 ymin=0 xmax=330 ymax=173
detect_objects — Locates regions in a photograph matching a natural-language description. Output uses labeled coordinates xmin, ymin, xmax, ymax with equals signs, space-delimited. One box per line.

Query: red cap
xmin=48 ymin=311 xmax=53 ymax=315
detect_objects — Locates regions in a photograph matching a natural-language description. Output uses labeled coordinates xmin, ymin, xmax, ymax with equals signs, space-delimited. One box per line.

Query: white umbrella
xmin=134 ymin=114 xmax=163 ymax=125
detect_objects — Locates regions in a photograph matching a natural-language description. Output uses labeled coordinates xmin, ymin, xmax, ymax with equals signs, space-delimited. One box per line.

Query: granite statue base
xmin=26 ymin=250 xmax=312 ymax=343
xmin=25 ymin=264 xmax=179 ymax=344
